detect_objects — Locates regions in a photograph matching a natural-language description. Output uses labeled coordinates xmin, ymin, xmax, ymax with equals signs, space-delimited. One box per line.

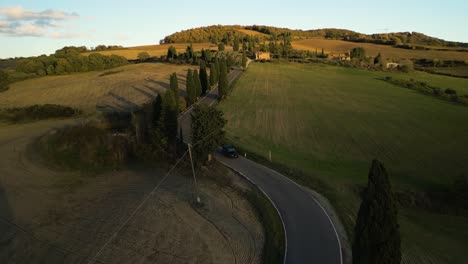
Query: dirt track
xmin=0 ymin=119 xmax=263 ymax=264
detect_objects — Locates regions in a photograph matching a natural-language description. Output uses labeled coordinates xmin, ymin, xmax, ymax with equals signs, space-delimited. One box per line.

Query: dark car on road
xmin=221 ymin=144 xmax=239 ymax=158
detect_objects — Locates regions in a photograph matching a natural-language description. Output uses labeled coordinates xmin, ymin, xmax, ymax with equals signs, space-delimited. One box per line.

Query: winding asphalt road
xmin=177 ymin=65 xmax=342 ymax=264
xmin=216 ymin=154 xmax=342 ymax=264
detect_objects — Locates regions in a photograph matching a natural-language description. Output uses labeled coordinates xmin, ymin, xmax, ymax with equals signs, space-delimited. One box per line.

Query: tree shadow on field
xmin=131 ymin=86 xmax=157 ymax=100
xmin=145 ymin=78 xmax=170 ymax=90
xmin=0 ymin=181 xmax=16 ymax=262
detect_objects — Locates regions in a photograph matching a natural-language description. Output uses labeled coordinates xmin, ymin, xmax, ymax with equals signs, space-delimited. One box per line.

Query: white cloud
xmin=0 ymin=6 xmax=80 ymax=38
xmin=0 ymin=6 xmax=78 ymax=21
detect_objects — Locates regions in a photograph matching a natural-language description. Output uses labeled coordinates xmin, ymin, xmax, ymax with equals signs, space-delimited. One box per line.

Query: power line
xmin=87 ymin=128 xmax=219 ymax=264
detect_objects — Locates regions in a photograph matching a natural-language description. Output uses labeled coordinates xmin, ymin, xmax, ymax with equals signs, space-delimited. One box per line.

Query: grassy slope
xmin=0 ymin=63 xmax=198 ymax=112
xmin=82 ymin=43 xmax=230 ymax=60
xmin=292 ymin=38 xmax=468 ymax=61
xmin=219 ymin=62 xmax=468 ymax=264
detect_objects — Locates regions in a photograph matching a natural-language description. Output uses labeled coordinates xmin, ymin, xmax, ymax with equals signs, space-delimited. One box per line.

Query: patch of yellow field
xmin=82 ymin=43 xmax=231 ymax=60
xmin=292 ymin=38 xmax=468 ymax=61
xmin=0 ymin=63 xmax=198 ymax=112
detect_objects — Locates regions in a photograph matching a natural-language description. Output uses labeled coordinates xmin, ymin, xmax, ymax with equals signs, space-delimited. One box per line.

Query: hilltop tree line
xmin=162 ymin=25 xmax=267 ymax=45
xmin=15 ymin=47 xmax=128 ymax=76
xmin=163 ymin=25 xmax=468 ymax=49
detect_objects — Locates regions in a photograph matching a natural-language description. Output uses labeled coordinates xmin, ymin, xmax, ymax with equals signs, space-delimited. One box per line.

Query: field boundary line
xmin=217 ymin=159 xmax=288 ymax=264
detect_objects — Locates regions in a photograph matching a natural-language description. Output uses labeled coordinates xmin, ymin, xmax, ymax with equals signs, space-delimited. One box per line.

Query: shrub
xmin=445 ymin=88 xmax=457 ymax=95
xmin=38 ymin=124 xmax=129 ymax=171
xmin=0 ymin=104 xmax=79 ymax=123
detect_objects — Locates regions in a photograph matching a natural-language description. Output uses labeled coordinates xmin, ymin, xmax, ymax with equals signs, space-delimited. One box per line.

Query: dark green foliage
xmin=185 ymin=69 xmax=196 ymax=106
xmin=445 ymin=88 xmax=457 ymax=95
xmin=137 ymin=52 xmax=150 ymax=61
xmin=169 ymin=72 xmax=180 ymax=111
xmin=0 ymin=104 xmax=79 ymax=123
xmin=374 ymin=53 xmax=382 ymax=65
xmin=210 ymin=62 xmax=218 ymax=86
xmin=382 ymin=77 xmax=467 ymax=106
xmin=190 ymin=105 xmax=226 ymax=163
xmin=193 ymin=69 xmax=202 ymax=97
xmin=353 ymin=160 xmax=401 ymax=264
xmin=152 ymin=94 xmax=163 ymax=128
xmin=350 ymin=47 xmax=366 ymax=60
xmin=13 ymin=48 xmax=127 ymax=77
xmin=218 ymin=59 xmax=228 ymax=99
xmin=242 ymin=51 xmax=247 ymax=68
xmin=199 ymin=62 xmax=210 ymax=95
xmin=218 ymin=42 xmax=225 ymax=51
xmin=186 ymin=44 xmax=194 ymax=61
xmin=162 ymin=90 xmax=178 ymax=143
xmin=0 ymin=70 xmax=9 ymax=92
xmin=233 ymin=36 xmax=240 ymax=51
xmin=201 ymin=48 xmax=212 ymax=63
xmin=226 ymin=54 xmax=235 ymax=72
xmin=167 ymin=46 xmax=177 ymax=60
xmin=38 ymin=124 xmax=128 ymax=172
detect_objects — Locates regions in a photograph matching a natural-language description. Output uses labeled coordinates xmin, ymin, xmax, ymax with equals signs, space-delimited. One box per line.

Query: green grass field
xmin=219 ymin=62 xmax=468 ymax=264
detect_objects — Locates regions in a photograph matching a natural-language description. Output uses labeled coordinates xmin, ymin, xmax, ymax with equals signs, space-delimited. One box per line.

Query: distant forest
xmin=163 ymin=25 xmax=468 ymax=48
xmin=0 ymin=46 xmax=128 ymax=90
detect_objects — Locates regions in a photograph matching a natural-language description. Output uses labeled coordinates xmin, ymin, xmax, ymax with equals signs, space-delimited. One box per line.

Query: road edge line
xmin=240 ymin=157 xmax=344 ymax=264
xmin=218 ymin=160 xmax=288 ymax=264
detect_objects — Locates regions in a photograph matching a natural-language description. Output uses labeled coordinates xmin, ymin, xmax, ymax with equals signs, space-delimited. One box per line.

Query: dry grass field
xmin=292 ymin=38 xmax=468 ymax=61
xmin=219 ymin=62 xmax=468 ymax=264
xmin=0 ymin=120 xmax=263 ymax=264
xmin=82 ymin=43 xmax=228 ymax=60
xmin=0 ymin=63 xmax=199 ymax=112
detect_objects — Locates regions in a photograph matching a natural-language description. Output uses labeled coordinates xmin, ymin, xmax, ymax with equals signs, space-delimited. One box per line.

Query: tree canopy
xmin=191 ymin=105 xmax=226 ymax=164
xmin=353 ymin=160 xmax=401 ymax=264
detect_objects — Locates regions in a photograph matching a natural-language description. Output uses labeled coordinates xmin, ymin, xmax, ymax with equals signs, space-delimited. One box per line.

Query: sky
xmin=1 ymin=0 xmax=467 ymax=58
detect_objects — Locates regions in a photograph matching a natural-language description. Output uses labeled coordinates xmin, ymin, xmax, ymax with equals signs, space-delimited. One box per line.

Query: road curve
xmin=215 ymin=154 xmax=342 ymax=264
xmin=177 ymin=64 xmax=342 ymax=263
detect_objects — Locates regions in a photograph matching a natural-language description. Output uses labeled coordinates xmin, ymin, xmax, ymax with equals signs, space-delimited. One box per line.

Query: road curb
xmin=218 ymin=160 xmax=288 ymax=264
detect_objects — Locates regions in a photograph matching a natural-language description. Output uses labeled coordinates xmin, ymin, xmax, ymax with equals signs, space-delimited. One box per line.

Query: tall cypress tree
xmin=209 ymin=62 xmax=217 ymax=86
xmin=185 ymin=69 xmax=196 ymax=106
xmin=242 ymin=50 xmax=247 ymax=68
xmin=218 ymin=59 xmax=228 ymax=100
xmin=353 ymin=160 xmax=401 ymax=264
xmin=233 ymin=36 xmax=240 ymax=51
xmin=193 ymin=69 xmax=202 ymax=97
xmin=200 ymin=62 xmax=209 ymax=95
xmin=152 ymin=93 xmax=163 ymax=129
xmin=162 ymin=89 xmax=178 ymax=144
xmin=169 ymin=72 xmax=179 ymax=111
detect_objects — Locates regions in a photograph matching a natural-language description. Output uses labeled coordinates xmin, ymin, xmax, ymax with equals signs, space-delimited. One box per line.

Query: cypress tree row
xmin=218 ymin=59 xmax=228 ymax=100
xmin=169 ymin=72 xmax=179 ymax=111
xmin=185 ymin=69 xmax=196 ymax=106
xmin=209 ymin=62 xmax=217 ymax=86
xmin=152 ymin=93 xmax=163 ymax=129
xmin=162 ymin=89 xmax=178 ymax=144
xmin=193 ymin=69 xmax=202 ymax=97
xmin=199 ymin=62 xmax=209 ymax=95
xmin=353 ymin=160 xmax=401 ymax=264
xmin=242 ymin=50 xmax=247 ymax=68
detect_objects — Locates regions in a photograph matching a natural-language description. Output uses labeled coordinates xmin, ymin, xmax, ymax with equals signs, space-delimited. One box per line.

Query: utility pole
xmin=188 ymin=144 xmax=201 ymax=204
